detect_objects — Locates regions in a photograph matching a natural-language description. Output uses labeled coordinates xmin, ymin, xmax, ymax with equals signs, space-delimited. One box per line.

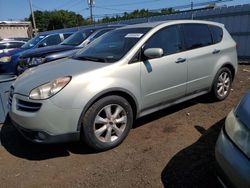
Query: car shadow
xmin=133 ymin=94 xmax=218 ymax=129
xmin=0 ymin=117 xmax=98 ymax=161
xmin=161 ymin=118 xmax=225 ymax=188
xmin=0 ymin=95 xmax=220 ymax=161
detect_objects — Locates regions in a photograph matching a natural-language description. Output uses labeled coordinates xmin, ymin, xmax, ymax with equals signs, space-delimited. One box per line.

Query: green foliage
xmin=26 ymin=10 xmax=88 ymax=32
xmin=26 ymin=8 xmax=176 ymax=32
xmin=97 ymin=8 xmax=176 ymax=24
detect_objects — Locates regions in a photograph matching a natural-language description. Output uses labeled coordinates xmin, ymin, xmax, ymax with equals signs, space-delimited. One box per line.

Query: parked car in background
xmin=0 ymin=37 xmax=30 ymax=42
xmin=0 ymin=29 xmax=76 ymax=75
xmin=216 ymin=91 xmax=250 ymax=188
xmin=9 ymin=20 xmax=237 ymax=151
xmin=17 ymin=25 xmax=124 ymax=74
xmin=0 ymin=40 xmax=26 ymax=53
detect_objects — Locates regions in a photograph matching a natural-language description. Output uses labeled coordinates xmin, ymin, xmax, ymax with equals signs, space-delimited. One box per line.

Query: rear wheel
xmin=211 ymin=67 xmax=232 ymax=101
xmin=81 ymin=95 xmax=133 ymax=151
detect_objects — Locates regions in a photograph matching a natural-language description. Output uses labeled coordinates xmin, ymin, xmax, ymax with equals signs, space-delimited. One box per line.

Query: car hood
xmin=235 ymin=91 xmax=250 ymax=129
xmin=20 ymin=45 xmax=76 ymax=58
xmin=13 ymin=58 xmax=109 ymax=96
xmin=0 ymin=48 xmax=25 ymax=57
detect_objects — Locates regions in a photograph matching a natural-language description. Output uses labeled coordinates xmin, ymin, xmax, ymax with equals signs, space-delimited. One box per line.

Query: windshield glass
xmin=73 ymin=28 xmax=150 ymax=63
xmin=61 ymin=29 xmax=95 ymax=46
xmin=21 ymin=35 xmax=45 ymax=49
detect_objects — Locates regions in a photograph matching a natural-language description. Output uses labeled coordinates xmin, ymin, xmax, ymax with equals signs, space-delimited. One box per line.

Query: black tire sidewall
xmin=81 ymin=95 xmax=133 ymax=151
xmin=212 ymin=67 xmax=232 ymax=101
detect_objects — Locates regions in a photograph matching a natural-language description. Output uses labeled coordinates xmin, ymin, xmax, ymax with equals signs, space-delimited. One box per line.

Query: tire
xmin=81 ymin=95 xmax=133 ymax=151
xmin=211 ymin=67 xmax=232 ymax=101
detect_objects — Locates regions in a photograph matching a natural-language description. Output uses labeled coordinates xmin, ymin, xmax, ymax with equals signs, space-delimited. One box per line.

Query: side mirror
xmin=143 ymin=48 xmax=163 ymax=59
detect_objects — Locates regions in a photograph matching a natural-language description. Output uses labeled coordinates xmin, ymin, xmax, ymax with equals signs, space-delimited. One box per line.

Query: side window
xmin=144 ymin=25 xmax=182 ymax=56
xmin=182 ymin=24 xmax=213 ymax=50
xmin=8 ymin=42 xmax=24 ymax=48
xmin=209 ymin=25 xmax=223 ymax=44
xmin=93 ymin=29 xmax=112 ymax=39
xmin=40 ymin=34 xmax=62 ymax=47
xmin=0 ymin=44 xmax=7 ymax=49
xmin=63 ymin=33 xmax=72 ymax=40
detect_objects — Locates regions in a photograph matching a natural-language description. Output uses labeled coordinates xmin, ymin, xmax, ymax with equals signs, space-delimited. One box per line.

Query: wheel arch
xmin=77 ymin=88 xmax=139 ymax=131
xmin=211 ymin=62 xmax=236 ymax=90
xmin=220 ymin=63 xmax=236 ymax=81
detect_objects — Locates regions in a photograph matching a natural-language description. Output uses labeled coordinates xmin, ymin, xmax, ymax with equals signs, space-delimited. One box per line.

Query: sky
xmin=0 ymin=0 xmax=250 ymax=21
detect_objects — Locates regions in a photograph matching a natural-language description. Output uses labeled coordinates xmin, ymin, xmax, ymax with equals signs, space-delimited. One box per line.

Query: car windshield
xmin=21 ymin=35 xmax=45 ymax=49
xmin=73 ymin=27 xmax=150 ymax=63
xmin=61 ymin=29 xmax=95 ymax=46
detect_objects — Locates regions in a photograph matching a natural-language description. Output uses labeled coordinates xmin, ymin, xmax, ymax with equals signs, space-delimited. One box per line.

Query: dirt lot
xmin=0 ymin=63 xmax=250 ymax=188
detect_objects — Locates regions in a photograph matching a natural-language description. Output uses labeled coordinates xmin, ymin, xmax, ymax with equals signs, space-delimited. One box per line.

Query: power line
xmin=94 ymin=6 xmax=132 ymax=12
xmin=93 ymin=0 xmax=233 ymax=19
xmin=55 ymin=0 xmax=76 ymax=9
xmin=32 ymin=4 xmax=45 ymax=11
xmin=96 ymin=0 xmax=161 ymax=7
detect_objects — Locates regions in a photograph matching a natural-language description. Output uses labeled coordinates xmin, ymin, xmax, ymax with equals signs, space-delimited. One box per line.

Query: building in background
xmin=0 ymin=21 xmax=32 ymax=40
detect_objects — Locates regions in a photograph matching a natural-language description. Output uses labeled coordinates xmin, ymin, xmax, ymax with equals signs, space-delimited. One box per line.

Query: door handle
xmin=175 ymin=58 xmax=186 ymax=63
xmin=212 ymin=49 xmax=220 ymax=54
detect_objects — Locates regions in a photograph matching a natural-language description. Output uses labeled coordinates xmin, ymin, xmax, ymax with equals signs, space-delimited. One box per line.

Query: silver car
xmin=9 ymin=20 xmax=238 ymax=150
xmin=215 ymin=91 xmax=250 ymax=188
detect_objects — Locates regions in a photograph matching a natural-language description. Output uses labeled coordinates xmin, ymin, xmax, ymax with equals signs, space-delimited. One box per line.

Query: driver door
xmin=140 ymin=25 xmax=188 ymax=109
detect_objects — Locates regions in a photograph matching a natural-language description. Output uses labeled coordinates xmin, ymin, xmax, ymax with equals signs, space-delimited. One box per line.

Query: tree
xmin=26 ymin=10 xmax=87 ymax=32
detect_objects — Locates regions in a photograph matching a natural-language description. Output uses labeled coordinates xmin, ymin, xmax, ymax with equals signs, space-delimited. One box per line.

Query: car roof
xmin=118 ymin=20 xmax=224 ymax=29
xmin=38 ymin=28 xmax=78 ymax=36
xmin=0 ymin=40 xmax=26 ymax=44
xmin=76 ymin=24 xmax=125 ymax=32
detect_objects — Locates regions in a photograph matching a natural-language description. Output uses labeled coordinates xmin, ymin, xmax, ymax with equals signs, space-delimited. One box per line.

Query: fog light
xmin=38 ymin=132 xmax=46 ymax=140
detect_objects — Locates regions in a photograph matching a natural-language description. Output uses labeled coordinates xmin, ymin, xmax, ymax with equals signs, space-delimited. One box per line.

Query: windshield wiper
xmin=73 ymin=56 xmax=107 ymax=63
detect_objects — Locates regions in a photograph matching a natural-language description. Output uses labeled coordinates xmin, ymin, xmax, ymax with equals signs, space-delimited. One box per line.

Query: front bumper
xmin=11 ymin=118 xmax=80 ymax=143
xmin=215 ymin=128 xmax=250 ymax=188
xmin=9 ymin=93 xmax=82 ymax=143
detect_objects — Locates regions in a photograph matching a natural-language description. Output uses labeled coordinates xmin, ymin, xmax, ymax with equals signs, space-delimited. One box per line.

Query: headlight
xmin=225 ymin=110 xmax=250 ymax=158
xmin=29 ymin=57 xmax=46 ymax=66
xmin=29 ymin=76 xmax=71 ymax=100
xmin=0 ymin=56 xmax=12 ymax=63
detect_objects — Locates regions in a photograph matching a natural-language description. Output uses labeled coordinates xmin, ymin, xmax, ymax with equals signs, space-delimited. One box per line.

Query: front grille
xmin=16 ymin=99 xmax=42 ymax=112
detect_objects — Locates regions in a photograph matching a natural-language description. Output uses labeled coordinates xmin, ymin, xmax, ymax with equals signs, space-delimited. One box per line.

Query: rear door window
xmin=182 ymin=24 xmax=213 ymax=50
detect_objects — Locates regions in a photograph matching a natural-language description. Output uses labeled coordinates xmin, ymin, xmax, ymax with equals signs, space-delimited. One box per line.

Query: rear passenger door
xmin=181 ymin=24 xmax=221 ymax=95
xmin=140 ymin=25 xmax=188 ymax=109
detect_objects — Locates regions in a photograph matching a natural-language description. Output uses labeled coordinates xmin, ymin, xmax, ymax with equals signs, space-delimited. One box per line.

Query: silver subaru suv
xmin=9 ymin=20 xmax=238 ymax=151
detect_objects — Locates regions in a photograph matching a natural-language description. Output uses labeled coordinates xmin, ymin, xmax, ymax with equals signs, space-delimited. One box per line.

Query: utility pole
xmin=28 ymin=0 xmax=38 ymax=35
xmin=87 ymin=0 xmax=94 ymax=24
xmin=191 ymin=0 xmax=194 ymax=19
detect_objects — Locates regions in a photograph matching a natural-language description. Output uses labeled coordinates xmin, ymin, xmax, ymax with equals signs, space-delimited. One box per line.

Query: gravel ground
xmin=0 ymin=63 xmax=250 ymax=188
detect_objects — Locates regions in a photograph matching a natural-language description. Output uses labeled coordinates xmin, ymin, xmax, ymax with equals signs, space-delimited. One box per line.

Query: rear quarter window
xmin=209 ymin=25 xmax=223 ymax=44
xmin=182 ymin=24 xmax=213 ymax=50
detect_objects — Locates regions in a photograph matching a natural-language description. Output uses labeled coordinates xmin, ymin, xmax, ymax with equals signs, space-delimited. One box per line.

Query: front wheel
xmin=211 ymin=67 xmax=232 ymax=101
xmin=81 ymin=95 xmax=133 ymax=151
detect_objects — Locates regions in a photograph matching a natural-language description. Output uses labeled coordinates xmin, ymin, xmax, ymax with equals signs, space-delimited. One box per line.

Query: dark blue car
xmin=17 ymin=25 xmax=124 ymax=74
xmin=0 ymin=29 xmax=76 ymax=75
